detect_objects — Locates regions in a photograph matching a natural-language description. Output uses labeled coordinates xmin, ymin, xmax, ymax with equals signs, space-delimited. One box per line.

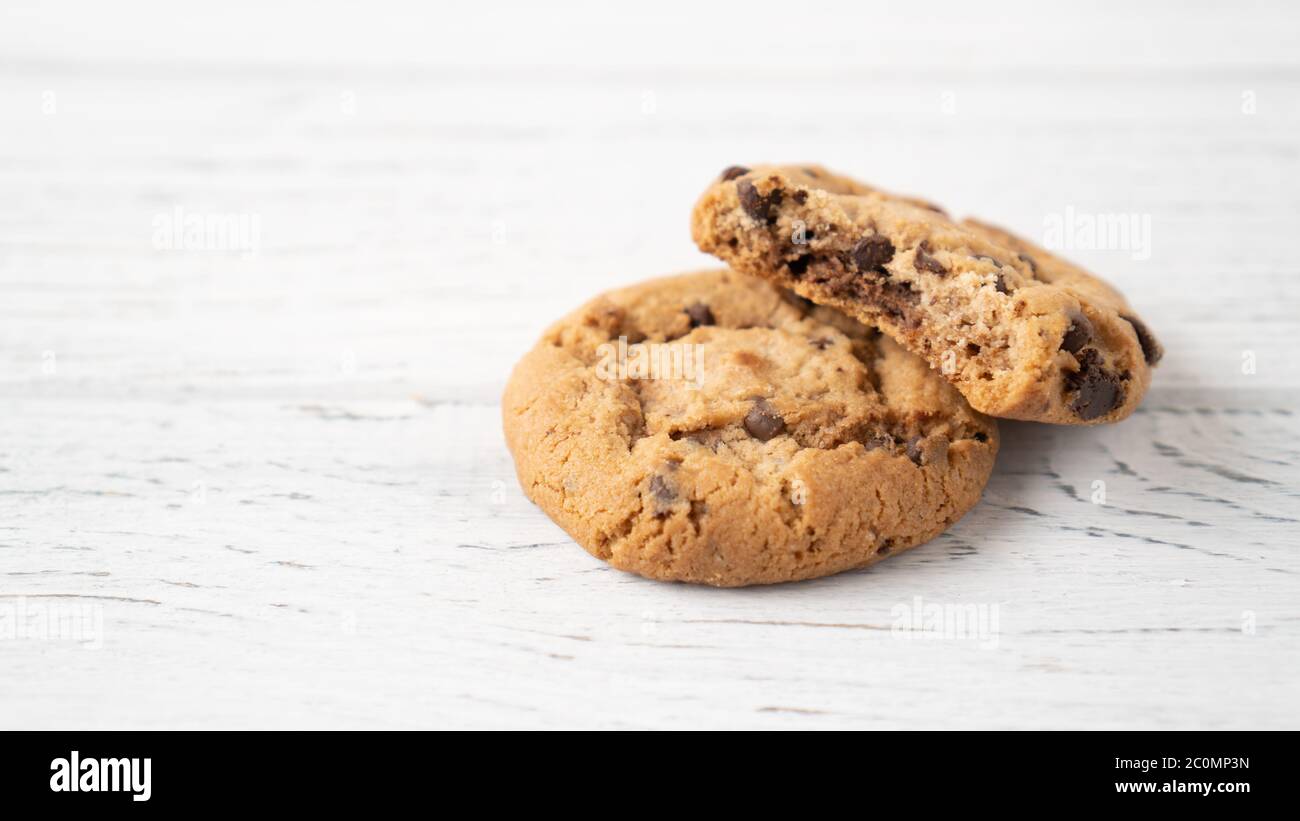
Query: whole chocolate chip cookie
xmin=502 ymin=270 xmax=998 ymax=587
xmin=691 ymin=165 xmax=1163 ymax=425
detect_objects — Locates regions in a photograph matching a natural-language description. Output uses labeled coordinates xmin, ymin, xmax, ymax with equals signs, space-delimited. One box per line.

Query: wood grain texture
xmin=1 ymin=0 xmax=1298 ymax=729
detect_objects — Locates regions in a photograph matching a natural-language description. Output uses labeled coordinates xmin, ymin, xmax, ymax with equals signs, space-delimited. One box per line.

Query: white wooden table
xmin=2 ymin=0 xmax=1298 ymax=729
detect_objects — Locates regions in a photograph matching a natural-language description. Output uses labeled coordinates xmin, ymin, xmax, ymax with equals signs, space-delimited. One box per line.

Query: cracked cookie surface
xmin=502 ymin=269 xmax=998 ymax=586
xmin=691 ymin=165 xmax=1163 ymax=425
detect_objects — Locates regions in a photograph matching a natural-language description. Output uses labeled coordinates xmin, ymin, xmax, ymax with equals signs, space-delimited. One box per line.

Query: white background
xmin=1 ymin=0 xmax=1297 ymax=728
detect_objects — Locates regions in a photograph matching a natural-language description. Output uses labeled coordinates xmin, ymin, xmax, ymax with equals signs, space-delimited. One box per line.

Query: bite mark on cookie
xmin=690 ymin=164 xmax=1161 ymax=424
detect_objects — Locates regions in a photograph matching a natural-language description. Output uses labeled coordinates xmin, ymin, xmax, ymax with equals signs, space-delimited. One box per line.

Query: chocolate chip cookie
xmin=692 ymin=165 xmax=1162 ymax=425
xmin=502 ymin=269 xmax=998 ymax=587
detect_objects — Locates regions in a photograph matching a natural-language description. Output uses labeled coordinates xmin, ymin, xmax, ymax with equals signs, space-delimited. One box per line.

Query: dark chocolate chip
xmin=787 ymin=254 xmax=812 ymax=276
xmin=1060 ymin=313 xmax=1093 ymax=353
xmin=864 ymin=433 xmax=894 ymax=451
xmin=877 ymin=538 xmax=894 ymax=556
xmin=913 ymin=242 xmax=948 ymax=276
xmin=792 ymin=189 xmax=808 ymax=205
xmin=905 ymin=435 xmax=949 ymax=465
xmin=743 ymin=399 xmax=786 ymax=441
xmin=973 ymin=431 xmax=989 ymax=443
xmin=1067 ymin=348 xmax=1099 ymax=374
xmin=803 ymin=168 xmax=820 ymax=178
xmin=851 ymin=234 xmax=895 ymax=274
xmin=860 ymin=277 xmax=921 ymax=325
xmin=737 ymin=181 xmax=764 ymax=220
xmin=1070 ymin=374 xmax=1122 ymax=420
xmin=1066 ymin=349 xmax=1125 ymax=420
xmin=720 ymin=165 xmax=749 ymax=181
xmin=1017 ymin=253 xmax=1038 ymax=274
xmin=1121 ymin=314 xmax=1162 ymax=365
xmin=737 ymin=181 xmax=781 ymax=224
xmin=649 ymin=474 xmax=675 ymax=503
xmin=906 ymin=436 xmax=925 ymax=466
xmin=931 ymin=437 xmax=950 ymax=464
xmin=684 ymin=302 xmax=714 ymax=328
xmin=974 ymin=256 xmax=1012 ymax=292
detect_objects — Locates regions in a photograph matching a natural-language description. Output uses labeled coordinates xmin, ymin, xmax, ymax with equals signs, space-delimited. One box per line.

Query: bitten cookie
xmin=691 ymin=165 xmax=1163 ymax=425
xmin=502 ymin=270 xmax=998 ymax=587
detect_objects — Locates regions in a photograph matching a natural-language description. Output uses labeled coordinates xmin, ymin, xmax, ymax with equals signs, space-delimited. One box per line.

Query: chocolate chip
xmin=737 ymin=181 xmax=764 ymax=221
xmin=684 ymin=302 xmax=714 ymax=328
xmin=973 ymin=431 xmax=989 ymax=443
xmin=649 ymin=475 xmax=675 ymax=503
xmin=891 ymin=279 xmax=917 ymax=298
xmin=1071 ymin=374 xmax=1122 ymax=420
xmin=905 ymin=436 xmax=925 ymax=465
xmin=1017 ymin=253 xmax=1038 ymax=274
xmin=1121 ymin=314 xmax=1162 ymax=365
xmin=975 ymin=254 xmax=1004 ymax=267
xmin=1068 ymin=348 xmax=1100 ymax=374
xmin=787 ymin=254 xmax=812 ymax=276
xmin=994 ymin=274 xmax=1010 ymax=294
xmin=803 ymin=168 xmax=820 ymax=178
xmin=792 ymin=190 xmax=808 ymax=205
xmin=863 ymin=433 xmax=894 ymax=451
xmin=913 ymin=242 xmax=948 ymax=276
xmin=1066 ymin=349 xmax=1125 ymax=420
xmin=743 ymin=399 xmax=785 ymax=441
xmin=877 ymin=538 xmax=894 ymax=556
xmin=904 ymin=435 xmax=950 ymax=465
xmin=1060 ymin=313 xmax=1093 ymax=353
xmin=851 ymin=234 xmax=895 ymax=274
xmin=931 ymin=437 xmax=949 ymax=464
xmin=857 ymin=277 xmax=920 ymax=325
xmin=737 ymin=181 xmax=781 ymax=223
xmin=720 ymin=165 xmax=749 ymax=181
